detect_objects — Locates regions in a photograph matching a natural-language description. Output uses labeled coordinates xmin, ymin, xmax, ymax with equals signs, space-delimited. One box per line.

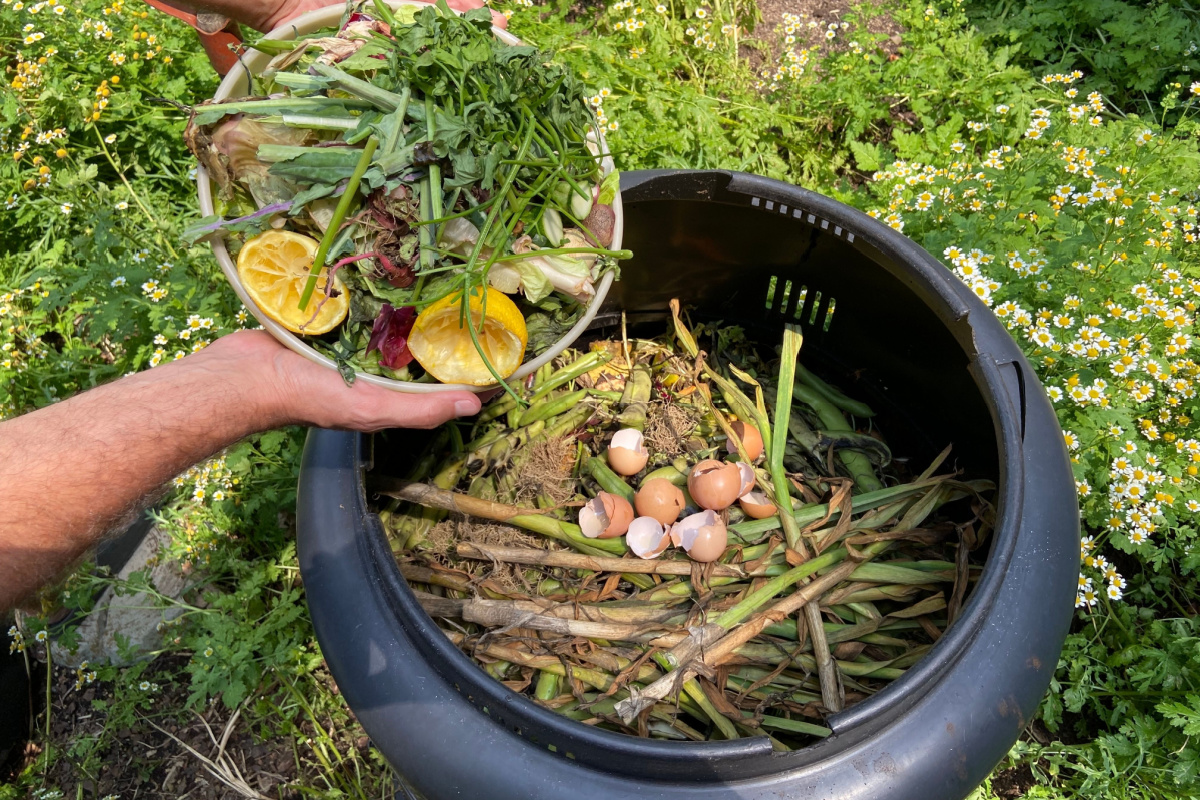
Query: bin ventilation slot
xmin=764 ymin=275 xmax=833 ymax=333
xmin=823 ymin=297 xmax=837 ymax=331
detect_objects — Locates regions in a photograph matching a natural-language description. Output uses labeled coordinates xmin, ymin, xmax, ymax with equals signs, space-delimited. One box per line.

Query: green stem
xmin=298 ymin=137 xmax=378 ymax=311
xmin=772 ymin=325 xmax=804 ymax=551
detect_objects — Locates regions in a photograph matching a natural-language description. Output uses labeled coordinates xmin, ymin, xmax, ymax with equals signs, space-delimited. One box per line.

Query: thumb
xmin=367 ymin=389 xmax=481 ymax=430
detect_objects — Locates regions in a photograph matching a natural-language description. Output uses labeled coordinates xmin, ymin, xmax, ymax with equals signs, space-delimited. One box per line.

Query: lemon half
xmin=409 ymin=286 xmax=528 ymax=385
xmin=237 ymin=230 xmax=348 ymax=335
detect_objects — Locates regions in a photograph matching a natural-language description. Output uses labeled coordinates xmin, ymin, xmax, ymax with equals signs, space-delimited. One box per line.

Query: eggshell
xmin=598 ymin=492 xmax=634 ymax=538
xmin=635 ymin=478 xmax=686 ymax=526
xmin=671 ymin=510 xmax=728 ymax=563
xmin=736 ymin=462 xmax=756 ymax=497
xmin=578 ymin=498 xmax=607 ymax=538
xmin=626 ymin=516 xmax=671 ymax=559
xmin=738 ymin=491 xmax=778 ymax=519
xmin=579 ymin=492 xmax=634 ymax=538
xmin=607 ymin=428 xmax=649 ymax=475
xmin=687 ymin=459 xmax=743 ymax=511
xmin=726 ymin=421 xmax=764 ymax=461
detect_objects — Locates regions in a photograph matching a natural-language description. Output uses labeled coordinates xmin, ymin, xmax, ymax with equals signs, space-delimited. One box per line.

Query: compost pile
xmin=377 ymin=301 xmax=992 ymax=747
xmin=184 ymin=0 xmax=626 ymax=386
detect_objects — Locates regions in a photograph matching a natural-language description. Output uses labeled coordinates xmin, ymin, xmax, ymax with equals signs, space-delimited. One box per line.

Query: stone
xmin=51 ymin=526 xmax=190 ymax=668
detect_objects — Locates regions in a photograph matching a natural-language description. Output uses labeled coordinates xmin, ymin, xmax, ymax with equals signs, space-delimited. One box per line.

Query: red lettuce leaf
xmin=366 ymin=303 xmax=417 ymax=370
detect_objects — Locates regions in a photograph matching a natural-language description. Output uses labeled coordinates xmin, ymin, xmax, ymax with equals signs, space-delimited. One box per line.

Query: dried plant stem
xmin=379 ymin=480 xmax=625 ymax=556
xmin=413 ymin=590 xmax=683 ymax=624
xmin=614 ymin=541 xmax=889 ymax=723
xmin=456 ymin=542 xmax=747 ymax=577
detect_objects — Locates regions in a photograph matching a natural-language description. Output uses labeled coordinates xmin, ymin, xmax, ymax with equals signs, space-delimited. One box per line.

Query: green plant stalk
xmin=756 ymin=714 xmax=833 ymax=738
xmin=642 ymin=464 xmax=687 ymax=485
xmin=728 ymin=479 xmax=942 ymax=541
xmin=310 ymin=62 xmax=406 ymax=111
xmin=519 ymin=389 xmax=588 ymax=427
xmin=413 ymin=177 xmax=435 ymax=300
xmin=381 ymin=88 xmax=412 ymax=155
xmin=586 ymin=456 xmax=636 ymax=503
xmin=479 ymin=394 xmax=520 ymax=424
xmin=771 ymin=325 xmax=805 ymax=552
xmin=715 ymin=547 xmax=847 ymax=629
xmin=792 ymin=384 xmax=883 ymax=492
xmin=616 ymin=365 xmax=652 ymax=431
xmin=646 ymin=652 xmax=737 ymax=738
xmin=463 ymin=284 xmax=526 ymax=405
xmin=769 ymin=325 xmax=843 ymax=712
xmin=534 ymin=670 xmax=561 ymax=701
xmin=371 ymin=0 xmax=398 ymax=25
xmin=530 ymin=350 xmax=611 ymax=401
xmin=298 ymin=137 xmax=378 ymax=310
xmin=484 ymin=246 xmax=635 ymax=263
xmin=274 ymin=114 xmax=361 ymax=131
xmin=685 ymin=679 xmax=740 ymax=739
xmin=425 ymin=95 xmax=444 ymax=222
xmin=403 ymin=454 xmax=466 ymax=549
xmin=796 ymin=364 xmax=875 ymax=418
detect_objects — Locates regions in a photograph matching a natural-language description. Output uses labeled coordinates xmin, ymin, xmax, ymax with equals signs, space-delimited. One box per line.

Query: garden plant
xmin=3 ymin=0 xmax=1200 ymax=797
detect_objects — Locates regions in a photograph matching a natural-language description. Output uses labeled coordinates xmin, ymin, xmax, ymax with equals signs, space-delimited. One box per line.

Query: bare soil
xmin=8 ymin=653 xmax=381 ymax=800
xmin=743 ymin=0 xmax=904 ymax=74
xmin=990 ymin=762 xmax=1038 ymax=798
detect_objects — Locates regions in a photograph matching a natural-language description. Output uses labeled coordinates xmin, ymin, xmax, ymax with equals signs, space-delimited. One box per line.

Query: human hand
xmin=248 ymin=0 xmax=507 ymax=32
xmin=208 ymin=329 xmax=481 ymax=433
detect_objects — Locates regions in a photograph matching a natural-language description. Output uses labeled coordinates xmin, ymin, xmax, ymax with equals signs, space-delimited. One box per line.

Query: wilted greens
xmin=185 ymin=0 xmax=628 ymax=384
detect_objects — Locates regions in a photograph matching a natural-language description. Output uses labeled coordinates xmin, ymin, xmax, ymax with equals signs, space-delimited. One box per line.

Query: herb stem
xmin=298 ymin=137 xmax=378 ymax=311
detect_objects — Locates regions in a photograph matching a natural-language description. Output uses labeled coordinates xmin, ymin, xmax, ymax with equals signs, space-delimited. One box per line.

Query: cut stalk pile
xmin=375 ymin=300 xmax=993 ymax=747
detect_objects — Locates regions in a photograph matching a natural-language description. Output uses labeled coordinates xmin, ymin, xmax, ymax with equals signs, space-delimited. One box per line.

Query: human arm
xmin=0 ymin=330 xmax=480 ymax=612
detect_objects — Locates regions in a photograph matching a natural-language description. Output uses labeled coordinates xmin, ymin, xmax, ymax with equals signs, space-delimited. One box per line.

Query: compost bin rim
xmin=348 ymin=169 xmax=1029 ymax=772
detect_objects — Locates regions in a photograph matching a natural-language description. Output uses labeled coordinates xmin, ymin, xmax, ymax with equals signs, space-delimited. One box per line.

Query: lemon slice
xmin=237 ymin=230 xmax=348 ymax=335
xmin=409 ymin=286 xmax=528 ymax=385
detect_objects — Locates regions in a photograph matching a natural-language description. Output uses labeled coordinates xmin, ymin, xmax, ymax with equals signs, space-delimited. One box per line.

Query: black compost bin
xmin=296 ymin=170 xmax=1079 ymax=799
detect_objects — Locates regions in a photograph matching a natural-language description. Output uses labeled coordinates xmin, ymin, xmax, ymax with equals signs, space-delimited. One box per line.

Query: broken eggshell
xmin=687 ymin=459 xmax=744 ymax=511
xmin=578 ymin=492 xmax=635 ymax=539
xmin=607 ymin=428 xmax=650 ymax=476
xmin=626 ymin=516 xmax=671 ymax=559
xmin=726 ymin=421 xmax=764 ymax=461
xmin=670 ymin=510 xmax=729 ymax=563
xmin=735 ymin=462 xmax=757 ymax=498
xmin=738 ymin=491 xmax=778 ymax=520
xmin=635 ymin=478 xmax=686 ymax=526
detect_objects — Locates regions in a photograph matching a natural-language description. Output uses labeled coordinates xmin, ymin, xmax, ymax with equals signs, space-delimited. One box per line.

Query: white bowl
xmin=195 ymin=1 xmax=621 ymax=393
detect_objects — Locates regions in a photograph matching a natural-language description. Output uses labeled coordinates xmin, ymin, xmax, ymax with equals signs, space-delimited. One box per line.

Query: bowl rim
xmin=195 ymin=0 xmax=622 ymax=394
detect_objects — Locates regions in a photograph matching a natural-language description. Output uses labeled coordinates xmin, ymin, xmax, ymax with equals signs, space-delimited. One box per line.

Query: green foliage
xmin=511 ymin=0 xmax=1030 ymax=188
xmin=5 ymin=0 xmax=1200 ymax=797
xmin=860 ymin=69 xmax=1200 ymax=796
xmin=965 ymin=0 xmax=1200 ymax=116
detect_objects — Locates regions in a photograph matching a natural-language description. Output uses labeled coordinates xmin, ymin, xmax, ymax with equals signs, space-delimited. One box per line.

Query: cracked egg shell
xmin=607 ymin=428 xmax=649 ymax=476
xmin=626 ymin=516 xmax=671 ymax=559
xmin=635 ymin=478 xmax=686 ymax=526
xmin=578 ymin=492 xmax=634 ymax=539
xmin=726 ymin=421 xmax=764 ymax=461
xmin=687 ymin=459 xmax=743 ymax=511
xmin=738 ymin=491 xmax=777 ymax=520
xmin=671 ymin=510 xmax=728 ymax=563
xmin=736 ymin=462 xmax=756 ymax=498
